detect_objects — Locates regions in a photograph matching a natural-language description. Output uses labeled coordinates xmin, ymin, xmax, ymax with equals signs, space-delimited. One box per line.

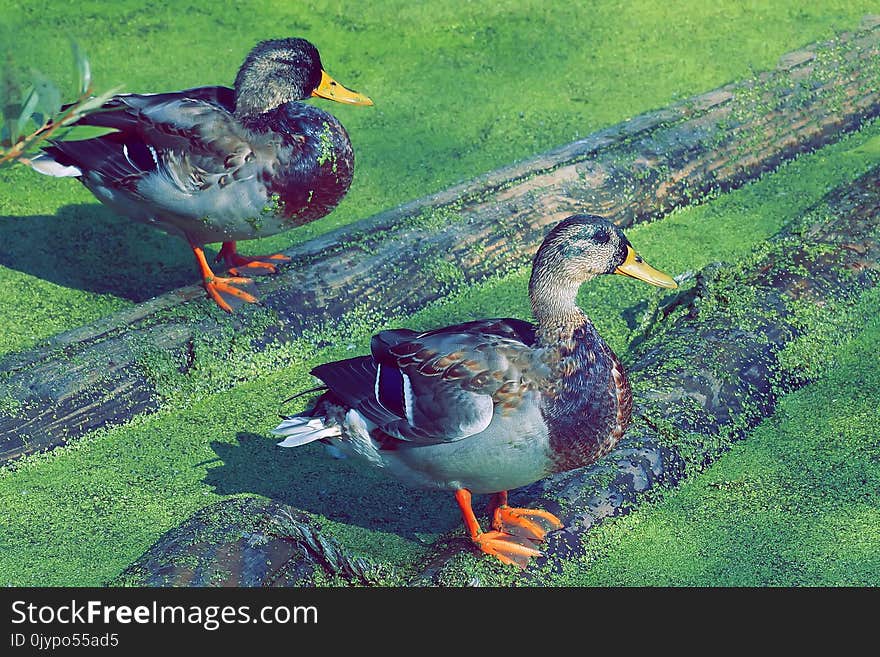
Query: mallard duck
xmin=272 ymin=214 xmax=677 ymax=567
xmin=30 ymin=37 xmax=372 ymax=312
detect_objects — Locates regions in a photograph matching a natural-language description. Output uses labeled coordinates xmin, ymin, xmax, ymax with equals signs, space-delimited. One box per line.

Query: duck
xmin=29 ymin=37 xmax=372 ymax=312
xmin=271 ymin=214 xmax=677 ymax=568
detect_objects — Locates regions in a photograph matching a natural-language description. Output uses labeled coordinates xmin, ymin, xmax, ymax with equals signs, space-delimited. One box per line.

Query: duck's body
xmin=304 ymin=317 xmax=627 ymax=495
xmin=31 ymin=38 xmax=371 ymax=312
xmin=52 ymin=90 xmax=355 ymax=245
xmin=273 ymin=215 xmax=677 ymax=567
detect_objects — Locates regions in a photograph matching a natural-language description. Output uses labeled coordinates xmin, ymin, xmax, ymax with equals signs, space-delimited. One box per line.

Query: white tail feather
xmin=272 ymin=416 xmax=341 ymax=448
xmin=28 ymin=154 xmax=82 ymax=177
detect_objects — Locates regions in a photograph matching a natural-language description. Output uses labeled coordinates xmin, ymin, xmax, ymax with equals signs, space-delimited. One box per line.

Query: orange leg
xmin=490 ymin=490 xmax=563 ymax=542
xmin=487 ymin=490 xmax=508 ymax=518
xmin=216 ymin=241 xmax=291 ymax=276
xmin=454 ymin=488 xmax=543 ymax=569
xmin=190 ymin=243 xmax=258 ymax=313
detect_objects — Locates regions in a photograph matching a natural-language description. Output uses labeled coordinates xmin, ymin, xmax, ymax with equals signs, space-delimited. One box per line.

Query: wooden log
xmin=113 ymin=164 xmax=880 ymax=587
xmin=2 ymin=19 xmax=879 ymax=461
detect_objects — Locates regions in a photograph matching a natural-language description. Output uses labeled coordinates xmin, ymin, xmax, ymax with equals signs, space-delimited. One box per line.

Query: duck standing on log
xmin=272 ymin=214 xmax=678 ymax=567
xmin=30 ymin=37 xmax=372 ymax=312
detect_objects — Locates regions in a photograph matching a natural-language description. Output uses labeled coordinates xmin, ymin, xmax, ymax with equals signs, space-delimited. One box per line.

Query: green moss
xmin=776 ymin=298 xmax=857 ymax=383
xmin=315 ymin=121 xmax=335 ymax=167
xmin=432 ymin=550 xmax=523 ymax=588
xmin=408 ymin=205 xmax=465 ymax=232
xmin=421 ymin=256 xmax=465 ymax=289
xmin=244 ymin=215 xmax=264 ymax=234
xmin=0 ymin=389 xmax=23 ymax=417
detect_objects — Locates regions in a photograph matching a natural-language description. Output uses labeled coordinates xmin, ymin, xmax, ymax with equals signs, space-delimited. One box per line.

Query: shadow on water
xmin=0 ymin=203 xmax=203 ymax=301
xmin=204 ymin=431 xmax=462 ymax=543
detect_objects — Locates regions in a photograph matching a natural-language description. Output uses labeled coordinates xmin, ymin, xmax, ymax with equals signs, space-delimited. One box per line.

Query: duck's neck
xmin=234 ymin=75 xmax=305 ymax=120
xmin=529 ymin=276 xmax=592 ymax=345
xmin=234 ymin=91 xmax=294 ymax=120
xmin=530 ymin=271 xmax=630 ymax=473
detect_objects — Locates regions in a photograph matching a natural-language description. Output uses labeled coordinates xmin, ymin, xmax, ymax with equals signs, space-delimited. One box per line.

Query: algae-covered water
xmin=1 ymin=2 xmax=879 ymax=586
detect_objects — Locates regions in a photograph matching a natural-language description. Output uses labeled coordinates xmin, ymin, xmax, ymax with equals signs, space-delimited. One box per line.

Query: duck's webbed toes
xmin=227 ymin=254 xmax=291 ymax=276
xmin=216 ymin=242 xmax=292 ymax=276
xmin=204 ymin=275 xmax=259 ymax=313
xmin=472 ymin=530 xmax=543 ymax=569
xmin=492 ymin=506 xmax=563 ymax=542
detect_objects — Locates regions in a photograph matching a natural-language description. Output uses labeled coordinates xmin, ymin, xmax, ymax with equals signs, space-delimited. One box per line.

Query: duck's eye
xmin=591 ymin=229 xmax=610 ymax=245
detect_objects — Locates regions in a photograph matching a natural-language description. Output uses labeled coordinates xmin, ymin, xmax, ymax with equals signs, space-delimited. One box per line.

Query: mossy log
xmin=114 ymin=164 xmax=880 ymax=587
xmin=1 ymin=19 xmax=879 ymax=462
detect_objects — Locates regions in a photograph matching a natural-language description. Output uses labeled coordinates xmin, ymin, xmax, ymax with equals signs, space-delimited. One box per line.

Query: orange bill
xmin=614 ymin=245 xmax=678 ymax=288
xmin=312 ymin=69 xmax=373 ymax=105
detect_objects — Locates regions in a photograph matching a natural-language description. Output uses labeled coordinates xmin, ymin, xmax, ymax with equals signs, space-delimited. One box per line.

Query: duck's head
xmin=529 ymin=214 xmax=677 ymax=321
xmin=233 ymin=37 xmax=373 ymax=118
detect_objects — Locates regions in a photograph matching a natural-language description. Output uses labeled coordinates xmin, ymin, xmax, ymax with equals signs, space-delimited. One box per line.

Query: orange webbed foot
xmin=492 ymin=506 xmax=563 ymax=542
xmin=455 ymin=488 xmax=550 ymax=569
xmin=216 ymin=241 xmax=291 ymax=276
xmin=203 ymin=274 xmax=258 ymax=313
xmin=487 ymin=491 xmax=562 ymax=542
xmin=190 ymin=242 xmax=260 ymax=313
xmin=472 ymin=530 xmax=543 ymax=569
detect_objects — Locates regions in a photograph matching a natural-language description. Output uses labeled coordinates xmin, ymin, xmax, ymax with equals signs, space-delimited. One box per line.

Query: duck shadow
xmin=204 ymin=432 xmax=462 ymax=543
xmin=0 ymin=204 xmax=201 ymax=301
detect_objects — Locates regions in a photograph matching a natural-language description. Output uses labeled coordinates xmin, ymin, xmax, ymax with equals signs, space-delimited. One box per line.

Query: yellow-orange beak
xmin=614 ymin=245 xmax=678 ymax=289
xmin=312 ymin=69 xmax=373 ymax=105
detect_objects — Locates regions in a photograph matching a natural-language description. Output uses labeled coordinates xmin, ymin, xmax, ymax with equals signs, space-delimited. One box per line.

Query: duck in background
xmin=31 ymin=37 xmax=372 ymax=312
xmin=272 ymin=214 xmax=677 ymax=567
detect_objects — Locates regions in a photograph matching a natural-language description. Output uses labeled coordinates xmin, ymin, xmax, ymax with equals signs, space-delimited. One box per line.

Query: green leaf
xmin=52 ymin=124 xmax=118 ymax=141
xmin=70 ymin=40 xmax=91 ymax=95
xmin=15 ymin=85 xmax=39 ymax=140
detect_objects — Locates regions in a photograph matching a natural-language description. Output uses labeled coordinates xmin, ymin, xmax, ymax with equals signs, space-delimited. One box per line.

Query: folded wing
xmin=312 ymin=319 xmax=548 ymax=445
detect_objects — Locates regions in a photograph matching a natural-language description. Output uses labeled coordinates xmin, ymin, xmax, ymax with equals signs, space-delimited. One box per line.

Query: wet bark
xmin=114 ymin=164 xmax=880 ymax=587
xmin=2 ymin=18 xmax=879 ymax=461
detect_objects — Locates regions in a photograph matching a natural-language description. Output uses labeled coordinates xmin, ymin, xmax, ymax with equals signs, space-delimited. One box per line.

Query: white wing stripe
xmin=402 ymin=372 xmax=414 ymax=425
xmin=122 ymin=143 xmax=136 ymax=169
xmin=374 ymin=363 xmax=382 ymax=404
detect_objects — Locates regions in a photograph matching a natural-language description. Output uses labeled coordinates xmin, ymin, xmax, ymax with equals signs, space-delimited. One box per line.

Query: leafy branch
xmin=0 ymin=42 xmax=120 ymax=170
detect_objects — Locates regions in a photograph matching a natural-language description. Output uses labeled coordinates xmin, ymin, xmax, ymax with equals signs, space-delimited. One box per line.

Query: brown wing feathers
xmin=383 ymin=331 xmax=542 ymax=408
